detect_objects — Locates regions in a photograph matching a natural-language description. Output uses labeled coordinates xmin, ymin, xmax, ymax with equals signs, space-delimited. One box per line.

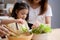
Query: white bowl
xmin=32 ymin=33 xmax=50 ymax=40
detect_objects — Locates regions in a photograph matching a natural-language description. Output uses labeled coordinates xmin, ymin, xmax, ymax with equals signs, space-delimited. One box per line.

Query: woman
xmin=25 ymin=0 xmax=52 ymax=29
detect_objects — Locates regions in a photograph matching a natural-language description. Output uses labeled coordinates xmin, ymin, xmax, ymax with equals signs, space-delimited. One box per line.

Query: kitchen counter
xmin=48 ymin=29 xmax=60 ymax=40
xmin=0 ymin=29 xmax=60 ymax=40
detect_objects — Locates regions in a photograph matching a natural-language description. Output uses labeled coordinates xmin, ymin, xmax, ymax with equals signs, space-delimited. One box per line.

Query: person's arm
xmin=45 ymin=16 xmax=51 ymax=26
xmin=0 ymin=25 xmax=10 ymax=37
xmin=0 ymin=19 xmax=24 ymax=24
xmin=0 ymin=19 xmax=16 ymax=24
xmin=45 ymin=5 xmax=52 ymax=26
xmin=0 ymin=25 xmax=17 ymax=37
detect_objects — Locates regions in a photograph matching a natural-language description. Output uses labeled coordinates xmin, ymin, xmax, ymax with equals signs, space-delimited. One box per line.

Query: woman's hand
xmin=32 ymin=21 xmax=40 ymax=29
xmin=16 ymin=19 xmax=25 ymax=24
xmin=0 ymin=26 xmax=10 ymax=37
xmin=0 ymin=26 xmax=17 ymax=37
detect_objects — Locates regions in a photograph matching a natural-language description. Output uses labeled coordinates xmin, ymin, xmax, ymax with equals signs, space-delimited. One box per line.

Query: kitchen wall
xmin=4 ymin=0 xmax=17 ymax=3
xmin=0 ymin=0 xmax=4 ymax=2
xmin=0 ymin=0 xmax=24 ymax=3
xmin=48 ymin=0 xmax=60 ymax=28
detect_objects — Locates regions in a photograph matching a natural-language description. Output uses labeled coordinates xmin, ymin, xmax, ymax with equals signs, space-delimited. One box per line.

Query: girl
xmin=25 ymin=0 xmax=52 ymax=29
xmin=5 ymin=2 xmax=29 ymax=35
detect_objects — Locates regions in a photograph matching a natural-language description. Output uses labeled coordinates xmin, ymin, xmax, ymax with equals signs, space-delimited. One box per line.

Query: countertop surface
xmin=0 ymin=29 xmax=60 ymax=40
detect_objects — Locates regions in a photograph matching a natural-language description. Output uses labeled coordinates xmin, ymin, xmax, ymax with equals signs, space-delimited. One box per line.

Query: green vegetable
xmin=43 ymin=25 xmax=51 ymax=33
xmin=31 ymin=24 xmax=52 ymax=34
xmin=20 ymin=25 xmax=28 ymax=33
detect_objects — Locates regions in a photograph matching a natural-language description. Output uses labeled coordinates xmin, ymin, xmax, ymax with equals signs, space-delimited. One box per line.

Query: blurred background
xmin=0 ymin=0 xmax=60 ymax=28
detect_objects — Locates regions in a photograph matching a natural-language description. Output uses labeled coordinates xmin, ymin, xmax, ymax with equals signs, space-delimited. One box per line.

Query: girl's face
xmin=33 ymin=0 xmax=41 ymax=4
xmin=16 ymin=9 xmax=28 ymax=19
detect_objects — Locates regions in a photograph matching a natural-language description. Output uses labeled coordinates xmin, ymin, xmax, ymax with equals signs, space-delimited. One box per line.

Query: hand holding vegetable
xmin=32 ymin=21 xmax=40 ymax=28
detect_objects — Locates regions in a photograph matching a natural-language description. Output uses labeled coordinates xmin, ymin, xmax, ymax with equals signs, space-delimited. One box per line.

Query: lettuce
xmin=31 ymin=24 xmax=52 ymax=34
xmin=20 ymin=25 xmax=28 ymax=33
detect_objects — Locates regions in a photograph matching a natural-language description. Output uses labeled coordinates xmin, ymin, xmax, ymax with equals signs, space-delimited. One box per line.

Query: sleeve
xmin=45 ymin=5 xmax=52 ymax=16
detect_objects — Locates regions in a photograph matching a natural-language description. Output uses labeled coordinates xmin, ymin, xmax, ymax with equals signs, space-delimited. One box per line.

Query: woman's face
xmin=16 ymin=9 xmax=28 ymax=19
xmin=33 ymin=0 xmax=41 ymax=4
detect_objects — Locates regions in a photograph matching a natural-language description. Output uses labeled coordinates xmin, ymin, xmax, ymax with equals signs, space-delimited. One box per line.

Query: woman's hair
xmin=27 ymin=0 xmax=48 ymax=15
xmin=11 ymin=2 xmax=29 ymax=21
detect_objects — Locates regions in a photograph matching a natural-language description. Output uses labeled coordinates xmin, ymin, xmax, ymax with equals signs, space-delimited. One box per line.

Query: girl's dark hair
xmin=27 ymin=0 xmax=48 ymax=15
xmin=11 ymin=2 xmax=29 ymax=21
